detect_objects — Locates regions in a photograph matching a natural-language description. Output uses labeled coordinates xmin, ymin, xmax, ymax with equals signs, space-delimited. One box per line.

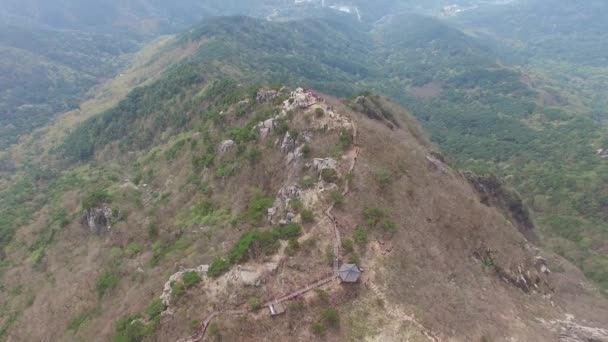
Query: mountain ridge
xmin=1 ymin=4 xmax=608 ymax=341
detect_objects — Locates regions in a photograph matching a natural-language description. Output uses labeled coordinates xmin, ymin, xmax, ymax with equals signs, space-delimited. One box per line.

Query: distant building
xmin=338 ymin=264 xmax=361 ymax=283
xmin=268 ymin=302 xmax=286 ymax=316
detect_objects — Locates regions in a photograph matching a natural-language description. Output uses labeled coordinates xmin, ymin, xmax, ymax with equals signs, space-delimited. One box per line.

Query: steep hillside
xmin=0 ymin=1 xmax=360 ymax=150
xmin=138 ymin=15 xmax=608 ymax=295
xmin=2 ymin=76 xmax=608 ymax=341
xmin=1 ymin=9 xmax=608 ymax=342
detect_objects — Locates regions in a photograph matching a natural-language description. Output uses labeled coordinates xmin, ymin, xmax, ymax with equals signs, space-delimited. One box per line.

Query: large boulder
xmin=280 ymin=131 xmax=295 ymax=154
xmin=258 ymin=118 xmax=275 ymax=140
xmin=217 ymin=140 xmax=236 ymax=155
xmin=81 ymin=205 xmax=113 ymax=233
xmin=284 ymin=88 xmax=320 ymax=110
xmin=313 ymin=158 xmax=338 ymax=172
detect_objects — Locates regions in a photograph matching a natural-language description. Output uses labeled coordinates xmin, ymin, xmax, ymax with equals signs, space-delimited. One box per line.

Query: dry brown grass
xmin=4 ymin=90 xmax=608 ymax=342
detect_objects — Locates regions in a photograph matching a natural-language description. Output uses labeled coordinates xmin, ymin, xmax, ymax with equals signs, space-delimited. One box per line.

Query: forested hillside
xmin=457 ymin=0 xmax=608 ymax=66
xmin=0 ymin=0 xmax=527 ymax=150
xmin=0 ymin=24 xmax=139 ymax=149
xmin=0 ymin=1 xmax=261 ymax=150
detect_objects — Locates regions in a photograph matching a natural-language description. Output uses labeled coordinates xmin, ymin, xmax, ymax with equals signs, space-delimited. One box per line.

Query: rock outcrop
xmin=313 ymin=158 xmax=338 ymax=173
xmin=256 ymin=89 xmax=279 ymax=103
xmin=596 ymin=148 xmax=608 ymax=159
xmin=217 ymin=140 xmax=236 ymax=155
xmin=258 ymin=118 xmax=274 ymax=139
xmin=267 ymin=184 xmax=303 ymax=224
xmin=283 ymin=88 xmax=320 ymax=110
xmin=466 ymin=172 xmax=539 ymax=244
xmin=81 ymin=205 xmax=113 ymax=233
xmin=280 ymin=132 xmax=295 ymax=154
xmin=160 ymin=265 xmax=209 ymax=307
xmin=539 ymin=315 xmax=608 ymax=342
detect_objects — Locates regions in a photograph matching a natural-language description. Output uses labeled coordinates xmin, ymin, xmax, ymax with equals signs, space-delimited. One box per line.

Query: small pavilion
xmin=338 ymin=263 xmax=362 ymax=283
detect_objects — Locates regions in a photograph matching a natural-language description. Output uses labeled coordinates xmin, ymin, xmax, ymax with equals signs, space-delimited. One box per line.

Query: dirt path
xmin=265 ymin=274 xmax=337 ymax=305
xmin=177 ymin=113 xmax=360 ymax=342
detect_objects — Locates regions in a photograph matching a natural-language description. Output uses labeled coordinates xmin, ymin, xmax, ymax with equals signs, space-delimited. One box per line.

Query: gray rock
xmin=218 ymin=140 xmax=236 ymax=155
xmin=81 ymin=205 xmax=113 ymax=234
xmin=286 ymin=145 xmax=304 ymax=165
xmin=267 ymin=207 xmax=277 ymax=222
xmin=260 ymin=127 xmax=271 ymax=140
xmin=281 ymin=132 xmax=295 ymax=154
xmin=539 ymin=316 xmax=608 ymax=342
xmin=278 ymin=185 xmax=303 ymax=203
xmin=256 ymin=89 xmax=279 ymax=103
xmin=258 ymin=118 xmax=275 ymax=139
xmin=286 ymin=212 xmax=295 ymax=222
xmin=288 ymin=88 xmax=319 ymax=109
xmin=313 ymin=158 xmax=338 ymax=172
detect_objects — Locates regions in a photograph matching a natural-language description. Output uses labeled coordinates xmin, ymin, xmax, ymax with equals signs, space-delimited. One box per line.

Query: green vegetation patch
xmin=209 ymin=223 xmax=302 ymax=278
xmin=82 ymin=189 xmax=111 ymax=210
xmin=362 ymin=207 xmax=397 ymax=233
xmin=301 ymin=209 xmax=315 ymax=223
xmin=182 ymin=271 xmax=202 ymax=288
xmin=321 ymin=169 xmax=339 ymax=184
xmin=241 ymin=189 xmax=274 ymax=226
xmin=96 ymin=272 xmax=120 ymax=298
xmin=67 ymin=307 xmax=102 ymax=332
xmin=353 ymin=226 xmax=368 ymax=245
xmin=113 ymin=314 xmax=155 ymax=342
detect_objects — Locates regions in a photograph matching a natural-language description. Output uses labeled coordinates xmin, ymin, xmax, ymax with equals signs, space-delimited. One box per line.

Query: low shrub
xmin=338 ymin=128 xmax=353 ymax=150
xmin=311 ymin=322 xmax=325 ymax=335
xmin=347 ymin=253 xmax=360 ymax=265
xmin=301 ymin=176 xmax=316 ymax=188
xmin=342 ymin=239 xmax=354 ymax=254
xmin=320 ymin=308 xmax=340 ymax=326
xmin=125 ymin=242 xmax=143 ymax=257
xmin=330 ymin=191 xmax=344 ymax=206
xmin=96 ymin=272 xmax=119 ymax=298
xmin=113 ymin=314 xmax=152 ymax=342
xmin=247 ymin=297 xmax=261 ymax=311
xmin=182 ymin=271 xmax=202 ymax=288
xmin=208 ymin=258 xmax=230 ymax=278
xmin=242 ymin=189 xmax=274 ymax=226
xmin=289 ymin=198 xmax=304 ymax=212
xmin=321 ymin=169 xmax=339 ymax=183
xmin=301 ymin=209 xmax=314 ymax=223
xmin=83 ymin=189 xmax=111 ymax=209
xmin=171 ymin=281 xmax=186 ymax=301
xmin=145 ymin=299 xmax=165 ymax=321
xmin=353 ymin=226 xmax=368 ymax=245
xmin=301 ymin=144 xmax=312 ymax=157
xmin=374 ymin=169 xmax=393 ymax=192
xmin=363 ymin=207 xmax=397 ymax=233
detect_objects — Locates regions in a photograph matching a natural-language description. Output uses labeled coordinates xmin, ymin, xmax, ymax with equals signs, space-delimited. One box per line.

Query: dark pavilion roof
xmin=338 ymin=263 xmax=361 ymax=283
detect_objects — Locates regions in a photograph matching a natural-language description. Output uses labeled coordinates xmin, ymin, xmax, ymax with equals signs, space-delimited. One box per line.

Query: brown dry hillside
xmin=1 ymin=86 xmax=608 ymax=342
